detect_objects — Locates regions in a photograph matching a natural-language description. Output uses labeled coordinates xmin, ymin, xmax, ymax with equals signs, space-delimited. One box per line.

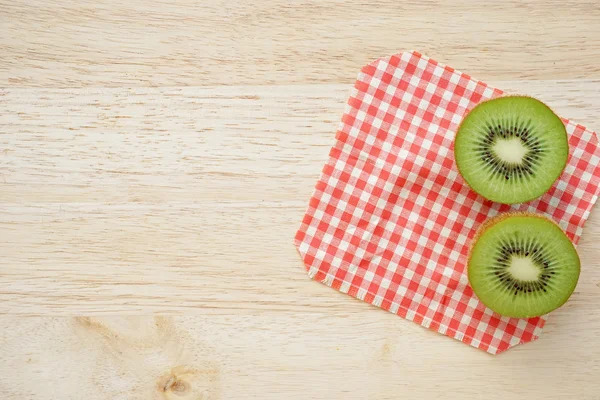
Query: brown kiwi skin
xmin=454 ymin=95 xmax=569 ymax=205
xmin=466 ymin=212 xmax=580 ymax=318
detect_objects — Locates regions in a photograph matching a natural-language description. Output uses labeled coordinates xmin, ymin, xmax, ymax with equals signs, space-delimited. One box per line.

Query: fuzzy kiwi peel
xmin=454 ymin=96 xmax=569 ymax=204
xmin=467 ymin=212 xmax=580 ymax=318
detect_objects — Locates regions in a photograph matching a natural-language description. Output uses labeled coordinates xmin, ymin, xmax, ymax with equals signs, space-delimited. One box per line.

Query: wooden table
xmin=1 ymin=1 xmax=599 ymax=398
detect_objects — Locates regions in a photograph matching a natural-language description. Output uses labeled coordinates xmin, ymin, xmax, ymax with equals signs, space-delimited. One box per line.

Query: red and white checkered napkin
xmin=294 ymin=51 xmax=600 ymax=354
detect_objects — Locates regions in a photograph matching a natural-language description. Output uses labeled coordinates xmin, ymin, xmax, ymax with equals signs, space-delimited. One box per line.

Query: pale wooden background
xmin=1 ymin=1 xmax=600 ymax=399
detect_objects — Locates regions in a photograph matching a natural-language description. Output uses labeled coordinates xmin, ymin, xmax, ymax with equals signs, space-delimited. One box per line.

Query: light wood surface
xmin=1 ymin=1 xmax=600 ymax=399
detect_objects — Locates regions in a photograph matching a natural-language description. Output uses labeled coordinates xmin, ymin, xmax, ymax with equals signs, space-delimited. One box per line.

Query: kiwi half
xmin=454 ymin=96 xmax=569 ymax=204
xmin=468 ymin=212 xmax=580 ymax=318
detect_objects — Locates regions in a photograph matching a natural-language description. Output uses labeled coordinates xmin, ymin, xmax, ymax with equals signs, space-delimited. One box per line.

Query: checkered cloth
xmin=294 ymin=51 xmax=600 ymax=354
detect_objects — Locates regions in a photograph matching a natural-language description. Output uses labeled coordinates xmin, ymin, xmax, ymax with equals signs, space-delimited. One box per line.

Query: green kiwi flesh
xmin=454 ymin=96 xmax=569 ymax=204
xmin=468 ymin=213 xmax=580 ymax=318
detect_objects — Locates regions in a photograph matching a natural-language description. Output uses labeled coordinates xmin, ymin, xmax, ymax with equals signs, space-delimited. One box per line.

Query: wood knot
xmin=161 ymin=375 xmax=190 ymax=396
xmin=157 ymin=365 xmax=220 ymax=399
xmin=158 ymin=374 xmax=191 ymax=398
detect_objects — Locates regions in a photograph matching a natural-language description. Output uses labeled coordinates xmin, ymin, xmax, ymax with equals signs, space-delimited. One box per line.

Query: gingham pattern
xmin=294 ymin=51 xmax=600 ymax=355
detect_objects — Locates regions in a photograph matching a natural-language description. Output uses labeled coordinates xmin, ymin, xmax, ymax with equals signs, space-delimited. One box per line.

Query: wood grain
xmin=1 ymin=1 xmax=600 ymax=398
xmin=1 ymin=313 xmax=600 ymax=400
xmin=1 ymin=0 xmax=600 ymax=87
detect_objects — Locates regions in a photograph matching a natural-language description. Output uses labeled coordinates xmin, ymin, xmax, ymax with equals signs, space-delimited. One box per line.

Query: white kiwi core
xmin=508 ymin=256 xmax=541 ymax=282
xmin=492 ymin=137 xmax=529 ymax=164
